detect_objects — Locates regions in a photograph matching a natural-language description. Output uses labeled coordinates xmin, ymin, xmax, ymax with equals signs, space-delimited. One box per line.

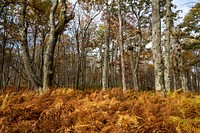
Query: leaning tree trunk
xmin=42 ymin=0 xmax=74 ymax=93
xmin=152 ymin=0 xmax=165 ymax=95
xmin=20 ymin=0 xmax=42 ymax=90
xmin=164 ymin=0 xmax=172 ymax=92
xmin=118 ymin=0 xmax=126 ymax=93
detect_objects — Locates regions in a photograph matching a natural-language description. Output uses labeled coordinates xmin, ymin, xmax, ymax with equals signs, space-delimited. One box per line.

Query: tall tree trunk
xmin=164 ymin=0 xmax=172 ymax=91
xmin=134 ymin=24 xmax=142 ymax=91
xmin=39 ymin=31 xmax=46 ymax=82
xmin=110 ymin=42 xmax=115 ymax=88
xmin=1 ymin=33 xmax=6 ymax=91
xmin=32 ymin=25 xmax=38 ymax=63
xmin=127 ymin=31 xmax=139 ymax=91
xmin=179 ymin=50 xmax=188 ymax=90
xmin=43 ymin=0 xmax=74 ymax=92
xmin=102 ymin=0 xmax=110 ymax=91
xmin=80 ymin=45 xmax=86 ymax=90
xmin=152 ymin=0 xmax=165 ymax=95
xmin=118 ymin=0 xmax=126 ymax=93
xmin=130 ymin=49 xmax=139 ymax=91
xmin=20 ymin=0 xmax=42 ymax=90
xmin=76 ymin=31 xmax=80 ymax=89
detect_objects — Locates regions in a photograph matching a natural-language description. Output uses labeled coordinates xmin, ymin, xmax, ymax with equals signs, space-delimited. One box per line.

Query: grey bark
xmin=129 ymin=0 xmax=150 ymax=91
xmin=118 ymin=0 xmax=126 ymax=93
xmin=43 ymin=0 xmax=74 ymax=92
xmin=152 ymin=0 xmax=165 ymax=95
xmin=20 ymin=0 xmax=42 ymax=90
xmin=179 ymin=50 xmax=188 ymax=90
xmin=164 ymin=0 xmax=172 ymax=91
xmin=102 ymin=0 xmax=110 ymax=91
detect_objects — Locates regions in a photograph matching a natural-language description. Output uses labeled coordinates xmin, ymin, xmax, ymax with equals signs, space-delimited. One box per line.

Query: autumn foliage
xmin=0 ymin=88 xmax=200 ymax=132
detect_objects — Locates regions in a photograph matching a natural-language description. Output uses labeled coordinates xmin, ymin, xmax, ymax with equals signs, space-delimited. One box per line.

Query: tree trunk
xmin=179 ymin=50 xmax=188 ymax=90
xmin=102 ymin=0 xmax=110 ymax=91
xmin=152 ymin=0 xmax=165 ymax=95
xmin=134 ymin=24 xmax=142 ymax=91
xmin=118 ymin=0 xmax=126 ymax=93
xmin=164 ymin=0 xmax=172 ymax=92
xmin=20 ymin=0 xmax=42 ymax=90
xmin=1 ymin=33 xmax=6 ymax=91
xmin=76 ymin=30 xmax=80 ymax=89
xmin=43 ymin=0 xmax=74 ymax=92
xmin=43 ymin=31 xmax=58 ymax=91
xmin=32 ymin=25 xmax=38 ymax=63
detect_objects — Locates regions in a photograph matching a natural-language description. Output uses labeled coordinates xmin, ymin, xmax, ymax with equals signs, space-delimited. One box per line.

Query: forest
xmin=0 ymin=0 xmax=200 ymax=132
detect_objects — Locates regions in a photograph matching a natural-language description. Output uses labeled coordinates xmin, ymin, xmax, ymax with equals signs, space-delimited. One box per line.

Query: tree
xmin=164 ymin=0 xmax=172 ymax=91
xmin=42 ymin=0 xmax=75 ymax=92
xmin=102 ymin=0 xmax=111 ymax=91
xmin=179 ymin=2 xmax=200 ymax=50
xmin=171 ymin=2 xmax=200 ymax=91
xmin=20 ymin=0 xmax=42 ymax=90
xmin=117 ymin=0 xmax=126 ymax=93
xmin=152 ymin=0 xmax=165 ymax=95
xmin=128 ymin=0 xmax=151 ymax=91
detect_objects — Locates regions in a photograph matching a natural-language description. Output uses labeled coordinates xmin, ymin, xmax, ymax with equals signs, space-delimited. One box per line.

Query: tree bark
xmin=43 ymin=0 xmax=74 ymax=92
xmin=118 ymin=0 xmax=126 ymax=93
xmin=179 ymin=50 xmax=188 ymax=90
xmin=152 ymin=0 xmax=165 ymax=95
xmin=1 ymin=33 xmax=6 ymax=91
xmin=102 ymin=0 xmax=110 ymax=91
xmin=20 ymin=0 xmax=42 ymax=90
xmin=164 ymin=0 xmax=172 ymax=92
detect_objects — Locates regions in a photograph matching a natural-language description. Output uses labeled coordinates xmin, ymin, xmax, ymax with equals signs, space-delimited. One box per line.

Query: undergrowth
xmin=0 ymin=88 xmax=199 ymax=133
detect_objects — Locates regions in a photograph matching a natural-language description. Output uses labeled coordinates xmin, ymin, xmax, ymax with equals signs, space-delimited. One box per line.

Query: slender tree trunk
xmin=197 ymin=72 xmax=200 ymax=90
xmin=110 ymin=42 xmax=115 ymax=88
xmin=62 ymin=44 xmax=66 ymax=87
xmin=102 ymin=0 xmax=110 ymax=91
xmin=15 ymin=45 xmax=22 ymax=93
xmin=40 ymin=31 xmax=46 ymax=82
xmin=99 ymin=42 xmax=103 ymax=88
xmin=1 ymin=34 xmax=6 ymax=91
xmin=76 ymin=31 xmax=80 ymax=89
xmin=128 ymin=46 xmax=138 ymax=91
xmin=127 ymin=32 xmax=138 ymax=91
xmin=179 ymin=50 xmax=188 ymax=90
xmin=71 ymin=45 xmax=76 ymax=88
xmin=164 ymin=0 xmax=172 ymax=91
xmin=118 ymin=0 xmax=126 ymax=93
xmin=20 ymin=0 xmax=42 ymax=90
xmin=152 ymin=0 xmax=165 ymax=95
xmin=80 ymin=46 xmax=86 ymax=90
xmin=134 ymin=24 xmax=142 ymax=91
xmin=32 ymin=25 xmax=37 ymax=63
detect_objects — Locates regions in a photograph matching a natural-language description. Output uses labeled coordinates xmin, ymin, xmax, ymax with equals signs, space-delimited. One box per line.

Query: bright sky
xmin=69 ymin=0 xmax=199 ymax=23
xmin=172 ymin=0 xmax=199 ymax=22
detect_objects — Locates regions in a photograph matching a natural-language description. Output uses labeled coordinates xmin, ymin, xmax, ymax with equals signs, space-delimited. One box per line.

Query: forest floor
xmin=0 ymin=87 xmax=200 ymax=133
